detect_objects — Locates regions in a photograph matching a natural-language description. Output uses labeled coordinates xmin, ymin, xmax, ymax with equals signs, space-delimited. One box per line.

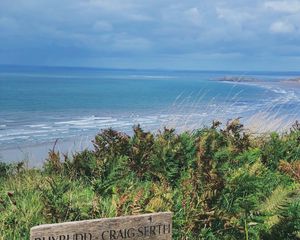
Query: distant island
xmin=282 ymin=77 xmax=300 ymax=84
xmin=215 ymin=76 xmax=260 ymax=82
xmin=215 ymin=75 xmax=300 ymax=85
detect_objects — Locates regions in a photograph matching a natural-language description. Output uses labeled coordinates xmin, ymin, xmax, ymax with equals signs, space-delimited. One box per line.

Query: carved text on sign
xmin=31 ymin=212 xmax=173 ymax=240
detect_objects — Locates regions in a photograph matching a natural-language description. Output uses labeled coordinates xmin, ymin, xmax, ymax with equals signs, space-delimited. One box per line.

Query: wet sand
xmin=0 ymin=136 xmax=93 ymax=167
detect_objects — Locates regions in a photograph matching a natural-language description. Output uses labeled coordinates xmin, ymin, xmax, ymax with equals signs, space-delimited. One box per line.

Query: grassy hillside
xmin=1 ymin=120 xmax=300 ymax=239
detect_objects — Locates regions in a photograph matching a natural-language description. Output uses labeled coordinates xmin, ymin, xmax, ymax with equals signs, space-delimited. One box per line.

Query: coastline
xmin=2 ymin=69 xmax=300 ymax=168
xmin=0 ymin=136 xmax=92 ymax=167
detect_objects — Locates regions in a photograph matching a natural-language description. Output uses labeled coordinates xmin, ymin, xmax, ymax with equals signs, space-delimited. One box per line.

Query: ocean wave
xmin=263 ymin=86 xmax=300 ymax=103
xmin=128 ymin=75 xmax=176 ymax=79
xmin=26 ymin=124 xmax=47 ymax=128
xmin=54 ymin=116 xmax=118 ymax=126
xmin=0 ymin=135 xmax=31 ymax=141
xmin=1 ymin=98 xmax=299 ymax=149
xmin=271 ymin=88 xmax=287 ymax=94
xmin=224 ymin=79 xmax=300 ymax=104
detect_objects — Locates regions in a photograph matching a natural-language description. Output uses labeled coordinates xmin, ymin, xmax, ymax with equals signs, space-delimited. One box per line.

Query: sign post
xmin=30 ymin=212 xmax=173 ymax=240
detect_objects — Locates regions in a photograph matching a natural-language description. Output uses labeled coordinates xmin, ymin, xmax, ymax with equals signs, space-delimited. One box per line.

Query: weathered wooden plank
xmin=30 ymin=212 xmax=173 ymax=240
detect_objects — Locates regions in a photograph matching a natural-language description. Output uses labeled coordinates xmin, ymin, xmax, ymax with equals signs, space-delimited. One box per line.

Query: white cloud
xmin=112 ymin=35 xmax=152 ymax=51
xmin=184 ymin=7 xmax=202 ymax=26
xmin=127 ymin=13 xmax=153 ymax=22
xmin=82 ymin=0 xmax=135 ymax=12
xmin=92 ymin=21 xmax=113 ymax=32
xmin=265 ymin=1 xmax=300 ymax=13
xmin=270 ymin=20 xmax=295 ymax=33
xmin=216 ymin=7 xmax=254 ymax=23
xmin=0 ymin=0 xmax=300 ymax=69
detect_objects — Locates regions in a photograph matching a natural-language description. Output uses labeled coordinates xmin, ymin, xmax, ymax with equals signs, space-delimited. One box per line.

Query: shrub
xmin=1 ymin=120 xmax=300 ymax=239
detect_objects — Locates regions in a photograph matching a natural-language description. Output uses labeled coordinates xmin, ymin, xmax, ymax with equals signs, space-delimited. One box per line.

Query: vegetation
xmin=1 ymin=120 xmax=300 ymax=239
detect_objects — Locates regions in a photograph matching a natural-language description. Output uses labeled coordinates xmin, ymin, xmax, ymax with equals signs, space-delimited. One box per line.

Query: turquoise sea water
xmin=1 ymin=66 xmax=300 ymax=152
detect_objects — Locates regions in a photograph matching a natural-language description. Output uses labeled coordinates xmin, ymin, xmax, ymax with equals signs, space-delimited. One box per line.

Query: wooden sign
xmin=30 ymin=212 xmax=173 ymax=240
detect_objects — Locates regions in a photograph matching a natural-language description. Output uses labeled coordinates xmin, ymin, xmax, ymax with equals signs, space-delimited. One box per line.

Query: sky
xmin=0 ymin=0 xmax=300 ymax=71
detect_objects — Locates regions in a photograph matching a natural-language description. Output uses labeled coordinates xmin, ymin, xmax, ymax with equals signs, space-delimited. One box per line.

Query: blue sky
xmin=0 ymin=0 xmax=300 ymax=71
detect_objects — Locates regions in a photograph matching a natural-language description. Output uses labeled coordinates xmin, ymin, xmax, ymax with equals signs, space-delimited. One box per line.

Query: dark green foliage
xmin=151 ymin=128 xmax=196 ymax=186
xmin=0 ymin=161 xmax=24 ymax=178
xmin=262 ymin=199 xmax=300 ymax=239
xmin=1 ymin=119 xmax=300 ymax=239
xmin=261 ymin=133 xmax=287 ymax=169
xmin=44 ymin=148 xmax=63 ymax=175
xmin=0 ymin=162 xmax=13 ymax=178
xmin=72 ymin=150 xmax=99 ymax=179
xmin=261 ymin=127 xmax=300 ymax=170
xmin=92 ymin=155 xmax=131 ymax=197
xmin=39 ymin=175 xmax=94 ymax=223
xmin=128 ymin=125 xmax=155 ymax=179
xmin=93 ymin=128 xmax=130 ymax=160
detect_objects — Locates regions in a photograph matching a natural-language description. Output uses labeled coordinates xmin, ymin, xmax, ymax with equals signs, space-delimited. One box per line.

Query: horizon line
xmin=1 ymin=64 xmax=300 ymax=74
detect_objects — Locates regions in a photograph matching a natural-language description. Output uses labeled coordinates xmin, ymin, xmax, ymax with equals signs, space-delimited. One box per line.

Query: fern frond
xmin=260 ymin=186 xmax=294 ymax=213
xmin=259 ymin=185 xmax=300 ymax=228
xmin=249 ymin=161 xmax=263 ymax=176
xmin=146 ymin=197 xmax=165 ymax=212
xmin=129 ymin=189 xmax=144 ymax=215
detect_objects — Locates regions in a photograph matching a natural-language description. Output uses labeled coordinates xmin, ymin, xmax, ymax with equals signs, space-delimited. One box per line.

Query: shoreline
xmin=2 ymin=111 xmax=300 ymax=167
xmin=0 ymin=136 xmax=93 ymax=167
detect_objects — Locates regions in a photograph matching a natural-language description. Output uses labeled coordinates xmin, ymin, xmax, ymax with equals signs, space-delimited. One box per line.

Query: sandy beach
xmin=0 ymin=136 xmax=93 ymax=167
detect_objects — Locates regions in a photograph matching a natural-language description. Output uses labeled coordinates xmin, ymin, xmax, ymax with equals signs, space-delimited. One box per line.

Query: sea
xmin=1 ymin=66 xmax=300 ymax=165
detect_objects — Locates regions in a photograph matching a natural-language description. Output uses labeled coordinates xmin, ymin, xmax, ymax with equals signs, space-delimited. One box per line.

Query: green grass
xmin=1 ymin=120 xmax=300 ymax=239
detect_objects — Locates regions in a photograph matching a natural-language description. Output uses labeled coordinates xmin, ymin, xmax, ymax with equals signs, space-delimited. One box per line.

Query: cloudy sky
xmin=0 ymin=0 xmax=300 ymax=70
